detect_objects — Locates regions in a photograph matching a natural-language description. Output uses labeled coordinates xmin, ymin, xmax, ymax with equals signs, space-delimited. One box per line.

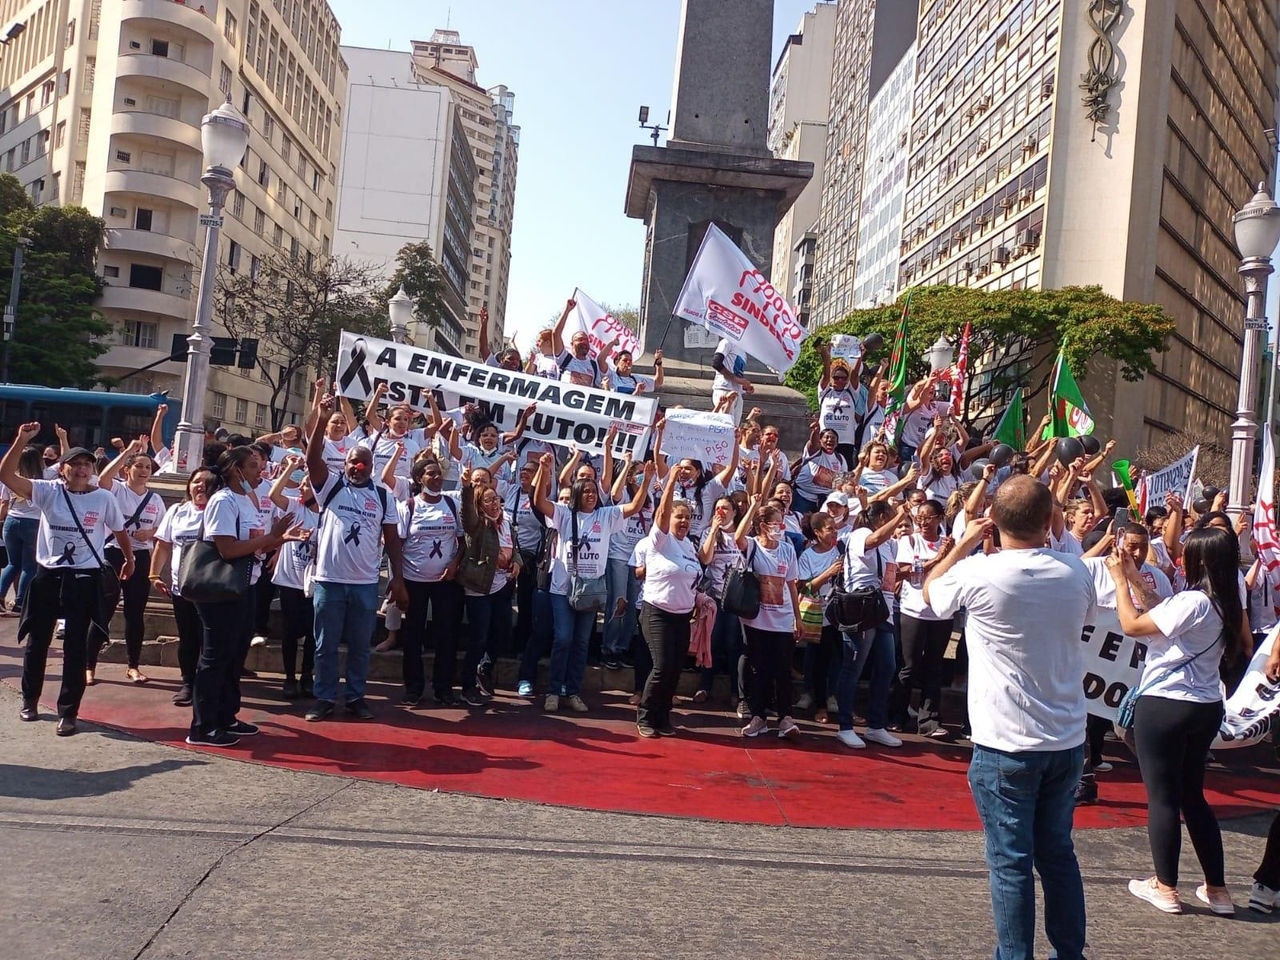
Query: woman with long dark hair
xmin=695 ymin=494 xmax=749 ymax=709
xmin=0 ymin=444 xmax=46 ymax=614
xmin=150 ymin=467 xmax=215 ymax=706
xmin=739 ymin=503 xmax=802 ymax=740
xmin=1108 ymin=526 xmax=1248 ymax=916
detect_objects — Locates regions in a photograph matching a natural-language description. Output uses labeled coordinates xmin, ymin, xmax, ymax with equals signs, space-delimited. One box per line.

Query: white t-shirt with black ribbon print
xmin=30 ymin=479 xmax=125 ymax=571
xmin=109 ymin=483 xmax=165 ymax=555
xmin=271 ymin=495 xmax=319 ymax=591
xmin=155 ymin=500 xmax=205 ymax=596
xmin=203 ymin=488 xmax=264 ymax=585
xmin=399 ymin=494 xmax=463 ymax=583
xmin=548 ymin=504 xmax=626 ymax=595
xmin=313 ymin=473 xmax=397 ymax=585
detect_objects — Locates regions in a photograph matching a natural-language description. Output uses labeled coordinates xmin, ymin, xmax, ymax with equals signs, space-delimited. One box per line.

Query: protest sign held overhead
xmin=569 ymin=288 xmax=641 ymax=360
xmin=335 ymin=331 xmax=656 ymax=458
xmin=658 ymin=408 xmax=737 ymax=467
xmin=1137 ymin=445 xmax=1198 ymax=514
xmin=672 ymin=223 xmax=806 ymax=378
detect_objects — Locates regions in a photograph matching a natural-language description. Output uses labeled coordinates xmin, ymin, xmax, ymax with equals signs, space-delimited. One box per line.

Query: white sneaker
xmin=863 ymin=727 xmax=903 ymax=748
xmin=741 ymin=716 xmax=768 ymax=738
xmin=1249 ymin=881 xmax=1279 ymax=914
xmin=795 ymin=692 xmax=814 ymax=710
xmin=1195 ymin=883 xmax=1235 ymax=916
xmin=1128 ymin=877 xmax=1183 ymax=914
xmin=543 ymin=694 xmax=559 ymax=712
xmin=836 ymin=728 xmax=866 ymax=749
xmin=250 ymin=634 xmax=268 ymax=647
xmin=1093 ymin=760 xmax=1113 ymax=773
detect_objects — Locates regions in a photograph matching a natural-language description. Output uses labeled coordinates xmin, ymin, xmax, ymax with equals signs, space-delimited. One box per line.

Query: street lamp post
xmin=388 ymin=285 xmax=414 ymax=344
xmin=1 ymin=236 xmax=31 ymax=384
xmin=925 ymin=334 xmax=955 ymax=373
xmin=1227 ymin=183 xmax=1280 ymax=525
xmin=172 ymin=99 xmax=250 ymax=474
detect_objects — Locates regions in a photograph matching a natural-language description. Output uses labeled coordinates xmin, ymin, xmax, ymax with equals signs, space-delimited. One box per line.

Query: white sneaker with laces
xmin=741 ymin=716 xmax=768 ymax=738
xmin=836 ymin=728 xmax=865 ymax=749
xmin=1249 ymin=881 xmax=1278 ymax=914
xmin=1128 ymin=877 xmax=1182 ymax=914
xmin=863 ymin=727 xmax=903 ymax=748
xmin=1195 ymin=883 xmax=1235 ymax=916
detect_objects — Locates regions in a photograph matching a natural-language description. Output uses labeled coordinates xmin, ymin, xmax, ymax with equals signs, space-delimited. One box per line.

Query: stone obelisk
xmin=625 ymin=0 xmax=813 ymax=370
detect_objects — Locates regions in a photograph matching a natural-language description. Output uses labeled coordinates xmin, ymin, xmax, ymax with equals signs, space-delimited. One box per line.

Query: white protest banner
xmin=829 ymin=334 xmax=865 ymax=362
xmin=569 ymin=288 xmax=641 ymax=360
xmin=672 ymin=223 xmax=806 ymax=378
xmin=1253 ymin=425 xmax=1280 ymax=576
xmin=657 ymin=408 xmax=737 ymax=467
xmin=335 ymin=331 xmax=656 ymax=458
xmin=1215 ymin=625 xmax=1280 ymax=749
xmin=1079 ymin=606 xmax=1150 ymax=723
xmin=1137 ymin=445 xmax=1198 ymax=514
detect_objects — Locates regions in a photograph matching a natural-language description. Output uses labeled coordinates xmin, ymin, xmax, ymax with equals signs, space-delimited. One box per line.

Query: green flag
xmin=887 ymin=291 xmax=912 ymax=410
xmin=1043 ymin=348 xmax=1095 ymax=438
xmin=991 ymin=387 xmax=1025 ymax=450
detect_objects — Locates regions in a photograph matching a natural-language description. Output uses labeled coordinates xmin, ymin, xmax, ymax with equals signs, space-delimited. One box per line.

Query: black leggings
xmin=744 ymin=625 xmax=794 ymax=721
xmin=890 ymin=614 xmax=953 ymax=725
xmin=98 ymin=547 xmax=151 ymax=670
xmin=277 ymin=585 xmax=315 ymax=682
xmin=638 ymin=601 xmax=692 ymax=728
xmin=171 ymin=594 xmax=202 ymax=687
xmin=1255 ymin=811 xmax=1280 ymax=890
xmin=1133 ymin=695 xmax=1225 ymax=887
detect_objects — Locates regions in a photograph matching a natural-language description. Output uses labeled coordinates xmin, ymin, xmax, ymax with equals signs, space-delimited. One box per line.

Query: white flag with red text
xmin=951 ymin=321 xmax=971 ymax=417
xmin=1254 ymin=424 xmax=1280 ymax=575
xmin=569 ymin=288 xmax=640 ymax=361
xmin=672 ymin=224 xmax=806 ymax=378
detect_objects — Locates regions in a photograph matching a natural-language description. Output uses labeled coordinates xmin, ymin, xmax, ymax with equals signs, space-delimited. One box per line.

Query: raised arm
xmin=269 ymin=455 xmax=301 ymax=510
xmin=651 ymin=350 xmax=664 ymax=390
xmin=610 ymin=453 xmax=633 ymax=503
xmin=551 ymin=298 xmax=575 ymax=356
xmin=532 ymin=452 xmax=556 ymax=519
xmin=872 ymin=462 xmax=920 ymax=503
xmin=965 ymin=463 xmax=995 ymax=517
xmin=502 ymin=402 xmax=537 ymax=446
xmin=0 ymin=423 xmax=40 ymax=500
xmin=866 ymin=501 xmax=910 ymax=549
xmin=98 ymin=436 xmax=145 ymax=491
xmin=362 ymin=382 xmax=389 ymax=435
xmin=818 ymin=339 xmax=833 ymax=390
xmin=922 ymin=517 xmax=991 ymax=606
xmin=150 ymin=403 xmax=168 ymax=454
xmin=478 ymin=304 xmax=492 ymax=359
xmin=306 ymin=392 xmax=333 ymax=492
xmin=602 ymin=425 xmax=617 ymax=492
xmin=380 ymin=442 xmax=405 ymax=489
xmin=713 ymin=428 xmax=742 ymax=488
xmin=653 ymin=462 xmax=679 ymax=533
xmin=734 ymin=493 xmax=761 ymax=551
xmin=620 ymin=461 xmax=656 ymax=519
xmin=558 ymin=446 xmax=582 ymax=489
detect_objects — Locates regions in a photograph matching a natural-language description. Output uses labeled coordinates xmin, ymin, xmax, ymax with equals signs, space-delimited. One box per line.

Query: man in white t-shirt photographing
xmin=923 ymin=476 xmax=1097 ymax=960
xmin=304 ymin=394 xmax=408 ymax=722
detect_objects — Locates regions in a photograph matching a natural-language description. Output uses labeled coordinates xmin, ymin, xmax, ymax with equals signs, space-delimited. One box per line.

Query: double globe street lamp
xmin=1227 ymin=182 xmax=1280 ymax=523
xmin=172 ymin=99 xmax=251 ymax=474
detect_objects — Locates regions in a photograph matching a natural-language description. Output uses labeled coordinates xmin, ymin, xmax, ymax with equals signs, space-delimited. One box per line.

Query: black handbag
xmin=829 ymin=544 xmax=891 ymax=633
xmin=179 ymin=513 xmax=254 ymax=603
xmin=722 ymin=541 xmax=761 ymax=619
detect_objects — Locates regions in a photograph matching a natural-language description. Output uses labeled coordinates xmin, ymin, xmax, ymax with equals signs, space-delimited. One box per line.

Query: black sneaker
xmin=186 ymin=729 xmax=240 ymax=747
xmin=476 ymin=660 xmax=494 ymax=697
xmin=305 ymin=700 xmax=335 ymax=722
xmin=656 ymin=723 xmax=677 ymax=737
xmin=432 ymin=691 xmax=460 ymax=707
xmin=1074 ymin=776 xmax=1098 ymax=806
xmin=400 ymin=692 xmax=423 ymax=707
xmin=282 ymin=679 xmax=300 ymax=700
xmin=172 ymin=685 xmax=193 ymax=707
xmin=300 ymin=677 xmax=314 ymax=697
xmin=457 ymin=689 xmax=484 ymax=707
xmin=345 ymin=698 xmax=374 ymax=720
xmin=603 ymin=658 xmax=623 ymax=671
xmin=225 ymin=720 xmax=260 ymax=736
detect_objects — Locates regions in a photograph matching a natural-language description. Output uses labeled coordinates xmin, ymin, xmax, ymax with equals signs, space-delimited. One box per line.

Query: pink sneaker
xmin=1129 ymin=877 xmax=1182 ymax=914
xmin=1196 ymin=884 xmax=1235 ymax=916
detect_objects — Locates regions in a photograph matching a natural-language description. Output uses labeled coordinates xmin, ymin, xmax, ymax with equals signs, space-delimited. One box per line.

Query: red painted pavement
xmin=5 ymin=638 xmax=1280 ymax=830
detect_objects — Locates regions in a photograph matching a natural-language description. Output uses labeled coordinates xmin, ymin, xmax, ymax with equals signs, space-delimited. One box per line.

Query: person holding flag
xmin=1044 ymin=347 xmax=1095 ymax=438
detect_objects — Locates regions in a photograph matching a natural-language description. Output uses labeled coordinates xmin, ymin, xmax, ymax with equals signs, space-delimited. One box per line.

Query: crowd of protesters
xmin=5 ymin=300 xmax=1280 ymax=950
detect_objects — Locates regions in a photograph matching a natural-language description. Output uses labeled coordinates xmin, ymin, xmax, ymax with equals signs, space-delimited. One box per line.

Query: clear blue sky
xmin=327 ymin=0 xmax=817 ymax=348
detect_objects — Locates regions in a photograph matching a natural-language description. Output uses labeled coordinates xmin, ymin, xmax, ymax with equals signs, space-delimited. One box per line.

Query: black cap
xmin=58 ymin=446 xmax=95 ymax=465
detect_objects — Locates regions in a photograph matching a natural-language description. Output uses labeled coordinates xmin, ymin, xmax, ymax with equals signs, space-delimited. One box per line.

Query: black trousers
xmin=1133 ymin=695 xmax=1226 ymax=887
xmin=1254 ymin=811 xmax=1280 ymax=889
xmin=744 ymin=625 xmax=794 ymax=721
xmin=401 ymin=578 xmax=463 ymax=700
xmin=890 ymin=614 xmax=953 ymax=725
xmin=192 ymin=585 xmax=254 ymax=735
xmin=514 ymin=553 xmax=538 ymax=657
xmin=277 ymin=585 xmax=315 ymax=682
xmin=171 ymin=593 xmax=202 ymax=686
xmin=21 ymin=565 xmax=102 ymax=718
xmin=99 ymin=547 xmax=151 ymax=670
xmin=463 ymin=583 xmax=514 ymax=692
xmin=638 ymin=601 xmax=692 ymax=728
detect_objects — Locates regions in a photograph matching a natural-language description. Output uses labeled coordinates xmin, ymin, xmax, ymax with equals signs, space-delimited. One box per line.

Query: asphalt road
xmin=0 ymin=682 xmax=1276 ymax=960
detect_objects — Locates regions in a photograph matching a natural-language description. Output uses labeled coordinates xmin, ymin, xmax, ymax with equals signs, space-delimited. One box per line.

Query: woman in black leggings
xmin=1108 ymin=526 xmax=1247 ymax=916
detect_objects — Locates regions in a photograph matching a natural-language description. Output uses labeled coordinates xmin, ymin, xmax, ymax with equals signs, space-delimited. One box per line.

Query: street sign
xmin=199 ymin=213 xmax=224 ymax=228
xmin=1245 ymin=318 xmax=1270 ymax=331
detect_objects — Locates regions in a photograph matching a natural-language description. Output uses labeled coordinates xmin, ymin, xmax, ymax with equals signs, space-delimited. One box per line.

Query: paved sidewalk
xmin=1 ymin=684 xmax=1278 ymax=959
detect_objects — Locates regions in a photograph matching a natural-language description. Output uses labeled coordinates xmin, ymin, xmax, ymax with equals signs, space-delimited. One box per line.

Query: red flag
xmin=480 ymin=305 xmax=489 ymax=323
xmin=951 ymin=321 xmax=971 ymax=417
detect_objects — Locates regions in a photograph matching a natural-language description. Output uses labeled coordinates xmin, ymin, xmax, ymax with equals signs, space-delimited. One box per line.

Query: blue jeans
xmin=549 ymin=592 xmax=594 ymax=697
xmin=602 ymin=557 xmax=639 ymax=659
xmin=312 ymin=580 xmax=379 ymax=704
xmin=0 ymin=515 xmax=38 ymax=607
xmin=968 ymin=744 xmax=1087 ymax=960
xmin=836 ymin=622 xmax=896 ymax=730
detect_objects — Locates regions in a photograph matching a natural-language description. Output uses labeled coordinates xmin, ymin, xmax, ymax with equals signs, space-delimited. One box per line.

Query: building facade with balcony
xmin=331 ymin=44 xmax=472 ymax=356
xmin=0 ymin=0 xmax=346 ymax=432
xmin=409 ymin=30 xmax=519 ymax=360
xmin=768 ymin=2 xmax=836 ymax=330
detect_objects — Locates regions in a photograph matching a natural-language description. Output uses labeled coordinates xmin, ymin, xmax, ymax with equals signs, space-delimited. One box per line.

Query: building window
xmin=128 ymin=264 xmax=163 ymax=291
xmin=19 ymin=140 xmax=29 ymax=165
xmin=151 ymin=39 xmax=169 ymax=58
xmin=83 ymin=57 xmax=94 ymax=93
xmin=103 ymin=265 xmax=119 ymax=278
xmin=121 ymin=319 xmax=157 ymax=349
xmin=263 ymin=113 xmax=274 ymax=142
xmin=219 ymin=62 xmax=232 ymax=97
xmin=231 ymin=190 xmax=244 ymax=217
xmin=273 ymin=224 xmax=283 ymax=247
xmin=234 ymin=398 xmax=248 ymax=423
xmin=211 ymin=392 xmax=227 ymax=420
xmin=224 ymin=10 xmax=238 ymax=44
xmin=35 ymin=131 xmax=48 ymax=157
xmin=250 ymin=255 xmax=261 ymax=280
xmin=253 ymin=208 xmax=265 ymax=234
xmin=66 ymin=19 xmax=75 ymax=47
xmin=257 ymin=159 xmax=269 ymax=187
xmin=54 ymin=121 xmax=65 ymax=148
xmin=226 ymin=239 xmax=241 ymax=272
xmin=40 ymin=80 xmax=54 ymax=107
xmin=135 ymin=208 xmax=153 ymax=231
xmin=254 ymin=402 xmax=266 ymax=429
xmin=24 ymin=93 xmax=34 ymax=118
xmin=281 ymin=136 xmax=291 ymax=162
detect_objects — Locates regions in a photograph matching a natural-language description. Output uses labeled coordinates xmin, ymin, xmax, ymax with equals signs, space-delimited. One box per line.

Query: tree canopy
xmin=0 ymin=177 xmax=111 ymax=388
xmin=785 ymin=284 xmax=1176 ymax=426
xmin=382 ymin=240 xmax=451 ymax=329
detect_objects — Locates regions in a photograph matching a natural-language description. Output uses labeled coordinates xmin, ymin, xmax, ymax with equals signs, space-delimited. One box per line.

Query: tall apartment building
xmin=809 ymin=0 xmax=916 ymax=328
xmin=332 ymin=45 xmax=473 ymax=356
xmin=0 ymin=0 xmax=346 ymax=431
xmin=899 ymin=0 xmax=1278 ymax=454
xmin=768 ymin=1 xmax=836 ymax=329
xmin=408 ymin=30 xmax=518 ymax=360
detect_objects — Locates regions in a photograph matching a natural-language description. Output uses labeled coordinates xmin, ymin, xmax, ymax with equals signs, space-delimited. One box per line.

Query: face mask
xmin=287 ymin=448 xmax=305 ymax=484
xmin=240 ymin=479 xmax=253 ymax=494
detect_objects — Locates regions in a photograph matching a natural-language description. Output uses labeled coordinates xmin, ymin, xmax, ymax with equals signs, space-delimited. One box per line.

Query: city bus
xmin=0 ymin=385 xmax=180 ymax=451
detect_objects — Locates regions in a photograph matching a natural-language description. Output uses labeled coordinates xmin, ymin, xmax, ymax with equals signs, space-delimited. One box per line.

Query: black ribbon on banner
xmin=339 ymin=338 xmax=372 ymax=396
xmin=344 ymin=521 xmax=362 ymax=547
